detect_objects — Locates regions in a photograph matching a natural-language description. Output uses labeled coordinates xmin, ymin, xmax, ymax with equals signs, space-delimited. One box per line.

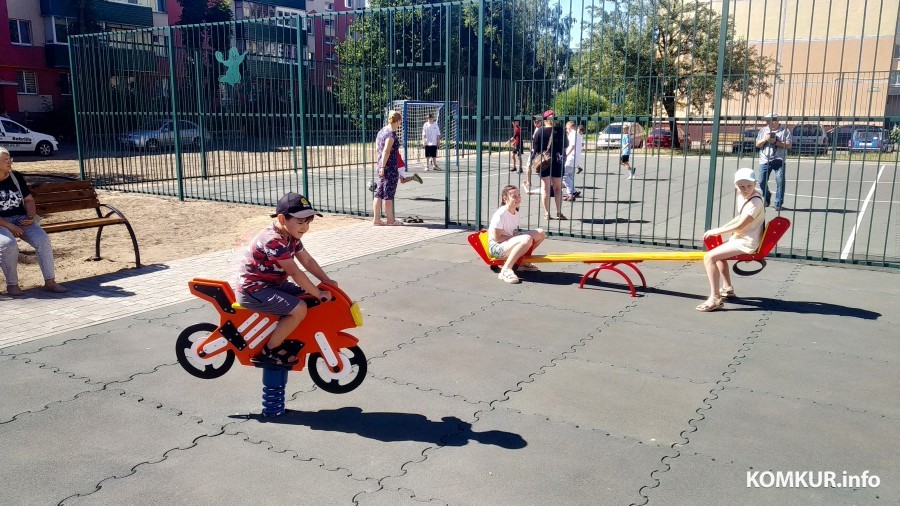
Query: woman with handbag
xmin=531 ymin=110 xmax=567 ymax=220
xmin=0 ymin=147 xmax=67 ymax=295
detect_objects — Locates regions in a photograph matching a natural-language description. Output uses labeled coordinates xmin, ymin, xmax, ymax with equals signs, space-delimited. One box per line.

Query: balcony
xmin=41 ymin=0 xmax=153 ymax=27
xmin=45 ymin=43 xmax=70 ymax=68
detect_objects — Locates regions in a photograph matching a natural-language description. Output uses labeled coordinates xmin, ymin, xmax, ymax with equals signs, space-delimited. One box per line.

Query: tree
xmin=66 ymin=0 xmax=101 ymax=36
xmin=576 ymin=0 xmax=778 ymax=147
xmin=178 ymin=0 xmax=233 ymax=25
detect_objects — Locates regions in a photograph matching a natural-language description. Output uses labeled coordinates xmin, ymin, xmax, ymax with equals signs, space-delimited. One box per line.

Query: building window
xmin=894 ymin=43 xmax=900 ymax=59
xmin=325 ymin=36 xmax=334 ymax=45
xmin=326 ymin=3 xmax=334 ymax=11
xmin=345 ymin=0 xmax=353 ymax=7
xmin=46 ymin=17 xmax=73 ymax=44
xmin=306 ymin=18 xmax=314 ymax=35
xmin=324 ymin=19 xmax=334 ymax=29
xmin=15 ymin=71 xmax=38 ymax=95
xmin=60 ymin=73 xmax=72 ymax=95
xmin=891 ymin=71 xmax=900 ymax=87
xmin=9 ymin=20 xmax=32 ymax=45
xmin=325 ymin=52 xmax=335 ymax=61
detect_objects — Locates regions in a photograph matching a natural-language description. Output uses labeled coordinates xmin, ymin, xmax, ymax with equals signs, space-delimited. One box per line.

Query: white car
xmin=597 ymin=122 xmax=645 ymax=149
xmin=0 ymin=118 xmax=59 ymax=156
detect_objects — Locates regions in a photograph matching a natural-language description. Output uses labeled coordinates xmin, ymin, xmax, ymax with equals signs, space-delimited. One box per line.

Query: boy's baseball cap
xmin=542 ymin=109 xmax=555 ymax=119
xmin=734 ymin=167 xmax=756 ymax=184
xmin=272 ymin=192 xmax=323 ymax=219
xmin=763 ymin=112 xmax=779 ymax=121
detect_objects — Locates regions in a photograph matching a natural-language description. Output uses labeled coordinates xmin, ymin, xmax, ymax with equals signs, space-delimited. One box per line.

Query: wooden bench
xmin=28 ymin=180 xmax=141 ymax=267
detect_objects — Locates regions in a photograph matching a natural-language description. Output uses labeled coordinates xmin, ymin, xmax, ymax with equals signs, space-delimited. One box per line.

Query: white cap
xmin=763 ymin=112 xmax=779 ymax=121
xmin=734 ymin=167 xmax=756 ymax=184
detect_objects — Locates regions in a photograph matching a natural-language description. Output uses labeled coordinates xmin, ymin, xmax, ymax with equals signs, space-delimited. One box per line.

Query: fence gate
xmin=71 ymin=0 xmax=900 ymax=268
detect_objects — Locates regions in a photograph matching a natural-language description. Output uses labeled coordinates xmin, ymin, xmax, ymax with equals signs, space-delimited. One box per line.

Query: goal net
xmin=389 ymin=100 xmax=460 ymax=168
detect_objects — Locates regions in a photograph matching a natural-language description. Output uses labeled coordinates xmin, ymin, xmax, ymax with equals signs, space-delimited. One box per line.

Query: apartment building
xmin=0 ymin=0 xmax=169 ymax=124
xmin=711 ymin=0 xmax=900 ymax=120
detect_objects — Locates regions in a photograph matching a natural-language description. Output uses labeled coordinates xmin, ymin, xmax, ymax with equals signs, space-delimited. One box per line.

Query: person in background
xmin=522 ymin=115 xmax=544 ymax=196
xmin=421 ymin=113 xmax=442 ymax=171
xmin=576 ymin=124 xmax=586 ymax=174
xmin=755 ymin=113 xmax=791 ymax=212
xmin=533 ymin=110 xmax=567 ymax=220
xmin=563 ymin=120 xmax=582 ymax=201
xmin=0 ymin=147 xmax=67 ymax=296
xmin=621 ymin=123 xmax=636 ymax=180
xmin=373 ymin=110 xmax=421 ymax=226
xmin=506 ymin=119 xmax=523 ymax=173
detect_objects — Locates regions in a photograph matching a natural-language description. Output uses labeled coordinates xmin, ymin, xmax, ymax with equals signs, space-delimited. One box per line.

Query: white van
xmin=0 ymin=118 xmax=59 ymax=156
xmin=597 ymin=122 xmax=645 ymax=150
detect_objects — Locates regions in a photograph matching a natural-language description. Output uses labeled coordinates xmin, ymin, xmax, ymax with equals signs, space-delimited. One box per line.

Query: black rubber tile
xmin=385 ymin=407 xmax=666 ymax=505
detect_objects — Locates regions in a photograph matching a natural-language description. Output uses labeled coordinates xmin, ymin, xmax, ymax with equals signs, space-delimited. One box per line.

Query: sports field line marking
xmin=789 ymin=193 xmax=900 ymax=205
xmin=841 ymin=164 xmax=885 ymax=260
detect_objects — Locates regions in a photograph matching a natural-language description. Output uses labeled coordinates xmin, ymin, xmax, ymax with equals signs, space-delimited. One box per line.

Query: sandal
xmin=545 ymin=214 xmax=554 ymax=220
xmin=373 ymin=220 xmax=386 ymax=226
xmin=252 ymin=342 xmax=303 ymax=366
xmin=557 ymin=213 xmax=568 ymax=220
xmin=386 ymin=220 xmax=404 ymax=226
xmin=719 ymin=286 xmax=736 ymax=298
xmin=517 ymin=263 xmax=540 ymax=272
xmin=695 ymin=298 xmax=724 ymax=312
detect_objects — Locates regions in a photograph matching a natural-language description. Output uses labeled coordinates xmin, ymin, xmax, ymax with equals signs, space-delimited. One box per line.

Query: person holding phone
xmin=755 ymin=113 xmax=791 ymax=212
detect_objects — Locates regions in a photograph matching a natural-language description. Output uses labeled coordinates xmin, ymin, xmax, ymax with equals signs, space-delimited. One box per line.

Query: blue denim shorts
xmin=236 ymin=282 xmax=306 ymax=315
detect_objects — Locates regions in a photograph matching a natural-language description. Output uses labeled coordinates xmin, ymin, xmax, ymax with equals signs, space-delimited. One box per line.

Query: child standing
xmin=489 ymin=185 xmax=546 ymax=283
xmin=621 ymin=123 xmax=635 ymax=180
xmin=236 ymin=193 xmax=336 ymax=366
xmin=563 ymin=120 xmax=582 ymax=201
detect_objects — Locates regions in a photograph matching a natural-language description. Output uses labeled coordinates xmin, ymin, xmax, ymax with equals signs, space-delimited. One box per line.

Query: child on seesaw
xmin=697 ymin=168 xmax=765 ymax=312
xmin=235 ymin=193 xmax=337 ymax=366
xmin=489 ymin=185 xmax=546 ymax=284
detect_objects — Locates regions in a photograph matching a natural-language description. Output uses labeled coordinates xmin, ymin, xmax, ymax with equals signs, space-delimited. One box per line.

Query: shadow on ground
xmin=233 ymin=407 xmax=528 ymax=449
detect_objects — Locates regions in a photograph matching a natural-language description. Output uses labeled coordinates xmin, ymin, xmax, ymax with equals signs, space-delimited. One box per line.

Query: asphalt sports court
xmin=115 ymin=149 xmax=899 ymax=265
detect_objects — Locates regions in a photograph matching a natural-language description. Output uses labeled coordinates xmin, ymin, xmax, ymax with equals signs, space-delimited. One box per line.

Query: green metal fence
xmin=70 ymin=0 xmax=900 ymax=268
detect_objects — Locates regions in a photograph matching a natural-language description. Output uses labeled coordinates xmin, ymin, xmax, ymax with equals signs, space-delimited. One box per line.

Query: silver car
xmin=120 ymin=120 xmax=208 ymax=149
xmin=597 ymin=122 xmax=645 ymax=150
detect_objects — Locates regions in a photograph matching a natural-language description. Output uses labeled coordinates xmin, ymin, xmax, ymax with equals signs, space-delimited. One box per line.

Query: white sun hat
xmin=734 ymin=167 xmax=756 ymax=184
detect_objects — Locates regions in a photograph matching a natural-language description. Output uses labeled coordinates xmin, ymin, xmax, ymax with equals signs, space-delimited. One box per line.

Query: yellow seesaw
xmin=468 ymin=217 xmax=791 ymax=297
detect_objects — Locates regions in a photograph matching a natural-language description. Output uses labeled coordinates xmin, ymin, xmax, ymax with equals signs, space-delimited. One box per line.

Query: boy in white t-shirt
xmin=421 ymin=114 xmax=441 ymax=171
xmin=488 ymin=185 xmax=546 ymax=283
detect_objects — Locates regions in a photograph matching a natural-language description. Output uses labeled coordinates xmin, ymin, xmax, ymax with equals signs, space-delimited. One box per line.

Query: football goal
xmin=389 ymin=100 xmax=460 ymax=168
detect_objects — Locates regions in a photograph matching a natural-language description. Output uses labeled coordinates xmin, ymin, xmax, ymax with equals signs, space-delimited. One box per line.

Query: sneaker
xmin=557 ymin=213 xmax=568 ymax=220
xmin=412 ymin=173 xmax=423 ymax=184
xmin=510 ymin=167 xmax=517 ymax=172
xmin=498 ymin=269 xmax=521 ymax=284
xmin=630 ymin=168 xmax=636 ymax=179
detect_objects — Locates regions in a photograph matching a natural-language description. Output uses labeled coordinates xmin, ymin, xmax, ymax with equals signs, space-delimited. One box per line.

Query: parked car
xmin=827 ymin=125 xmax=856 ymax=151
xmin=646 ymin=127 xmax=689 ymax=148
xmin=790 ymin=124 xmax=829 ymax=155
xmin=732 ymin=128 xmax=760 ymax=153
xmin=0 ymin=118 xmax=59 ymax=156
xmin=119 ymin=120 xmax=209 ymax=150
xmin=597 ymin=122 xmax=645 ymax=149
xmin=849 ymin=128 xmax=895 ymax=153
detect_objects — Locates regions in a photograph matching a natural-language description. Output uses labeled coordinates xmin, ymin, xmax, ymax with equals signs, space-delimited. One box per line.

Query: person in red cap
xmin=532 ymin=110 xmax=567 ymax=220
xmin=235 ymin=192 xmax=337 ymax=366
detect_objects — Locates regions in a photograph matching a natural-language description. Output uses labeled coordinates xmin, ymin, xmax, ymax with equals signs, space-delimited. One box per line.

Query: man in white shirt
xmin=563 ymin=121 xmax=582 ymax=200
xmin=421 ymin=114 xmax=441 ymax=171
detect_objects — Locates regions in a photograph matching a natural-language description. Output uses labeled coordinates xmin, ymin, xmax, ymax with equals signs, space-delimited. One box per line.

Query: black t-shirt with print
xmin=0 ymin=171 xmax=30 ymax=218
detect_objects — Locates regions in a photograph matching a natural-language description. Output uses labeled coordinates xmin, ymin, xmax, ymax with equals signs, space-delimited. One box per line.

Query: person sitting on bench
xmin=489 ymin=185 xmax=546 ymax=284
xmin=0 ymin=147 xmax=67 ymax=296
xmin=697 ymin=167 xmax=765 ymax=312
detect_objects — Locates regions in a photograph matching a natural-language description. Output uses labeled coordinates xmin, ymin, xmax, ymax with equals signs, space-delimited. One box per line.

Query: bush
xmin=552 ymin=85 xmax=610 ymax=132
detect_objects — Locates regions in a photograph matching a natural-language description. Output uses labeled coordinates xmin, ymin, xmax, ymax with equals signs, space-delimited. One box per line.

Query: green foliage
xmin=892 ymin=125 xmax=900 ymax=146
xmin=66 ymin=0 xmax=102 ymax=35
xmin=552 ymin=85 xmax=609 ymax=118
xmin=574 ymin=0 xmax=778 ymax=145
xmin=178 ymin=0 xmax=234 ymax=24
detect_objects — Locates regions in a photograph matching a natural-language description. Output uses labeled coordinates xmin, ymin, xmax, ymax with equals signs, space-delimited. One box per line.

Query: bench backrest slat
xmin=28 ymin=181 xmax=101 ymax=215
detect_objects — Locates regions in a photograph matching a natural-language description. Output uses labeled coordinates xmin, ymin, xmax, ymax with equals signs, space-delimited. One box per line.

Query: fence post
xmin=67 ymin=37 xmax=86 ymax=181
xmin=290 ymin=16 xmax=299 ymax=178
xmin=705 ymin=0 xmax=731 ymax=230
xmin=443 ymin=3 xmax=451 ymax=227
xmin=166 ymin=27 xmax=184 ymax=201
xmin=475 ymin=0 xmax=486 ymax=230
xmin=296 ymin=15 xmax=309 ymax=197
xmin=194 ymin=49 xmax=208 ymax=179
